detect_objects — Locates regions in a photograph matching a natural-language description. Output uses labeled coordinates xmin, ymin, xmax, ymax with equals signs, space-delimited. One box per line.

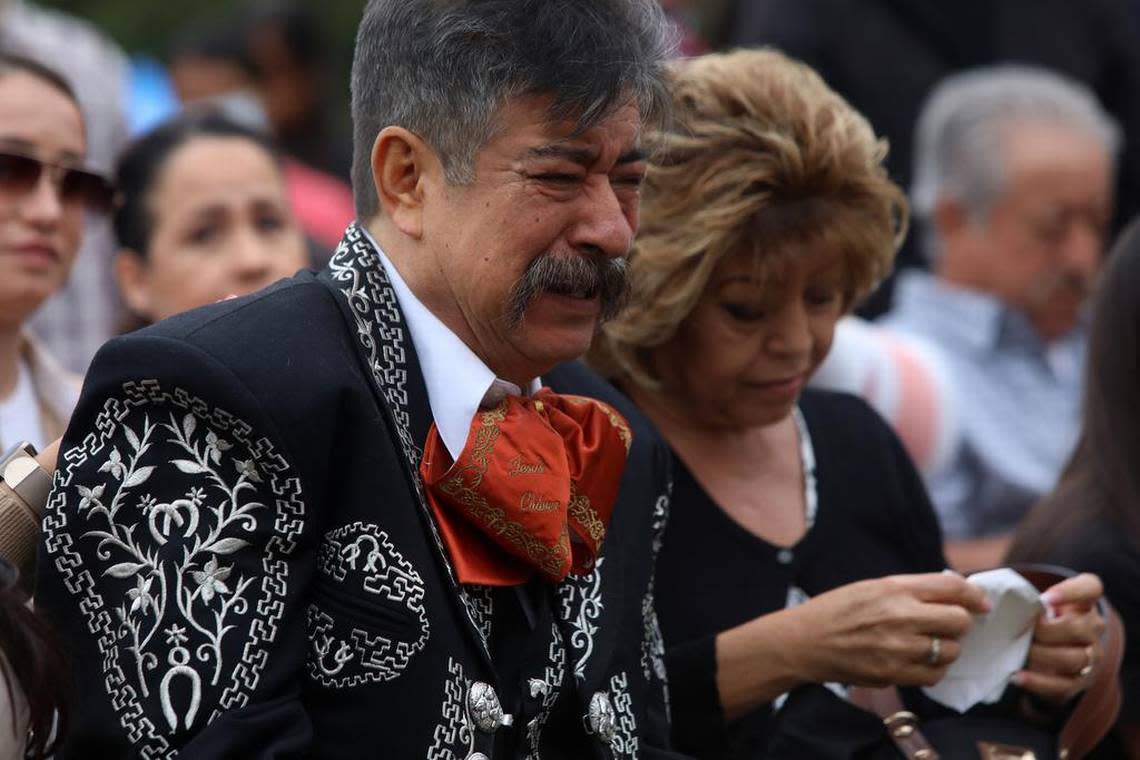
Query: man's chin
xmin=514 ymin=321 xmax=599 ymax=372
xmin=1031 ymin=310 xmax=1081 ymax=341
xmin=505 ymin=294 xmax=607 ymax=370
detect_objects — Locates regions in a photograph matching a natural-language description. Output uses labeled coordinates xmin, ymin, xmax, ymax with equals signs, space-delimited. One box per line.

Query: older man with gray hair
xmin=882 ymin=65 xmax=1119 ymax=570
xmin=33 ymin=2 xmax=688 ymax=758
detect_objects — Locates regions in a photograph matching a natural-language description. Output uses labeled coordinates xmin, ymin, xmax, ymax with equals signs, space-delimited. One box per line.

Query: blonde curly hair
xmin=589 ymin=48 xmax=907 ymax=389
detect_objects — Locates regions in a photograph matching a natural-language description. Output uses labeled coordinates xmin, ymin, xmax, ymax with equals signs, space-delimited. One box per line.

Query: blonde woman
xmin=591 ymin=49 xmax=1105 ymax=758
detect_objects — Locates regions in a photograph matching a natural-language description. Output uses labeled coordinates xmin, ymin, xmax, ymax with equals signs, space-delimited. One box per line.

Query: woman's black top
xmin=656 ymin=389 xmax=946 ymax=759
xmin=1039 ymin=516 xmax=1140 ymax=758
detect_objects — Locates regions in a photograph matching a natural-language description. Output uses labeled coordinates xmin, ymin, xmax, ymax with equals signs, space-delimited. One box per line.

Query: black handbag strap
xmin=850 ymin=565 xmax=1125 ymax=760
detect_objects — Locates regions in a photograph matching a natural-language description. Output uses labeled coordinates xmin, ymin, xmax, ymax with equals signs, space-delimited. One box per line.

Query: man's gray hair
xmin=911 ymin=65 xmax=1121 ymax=227
xmin=350 ymin=0 xmax=675 ymax=219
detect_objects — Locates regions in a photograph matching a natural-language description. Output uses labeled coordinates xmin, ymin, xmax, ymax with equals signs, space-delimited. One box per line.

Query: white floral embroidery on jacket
xmin=43 ymin=380 xmax=304 ymax=758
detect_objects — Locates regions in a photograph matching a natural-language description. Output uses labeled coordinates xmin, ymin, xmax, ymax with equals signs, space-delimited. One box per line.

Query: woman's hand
xmin=787 ymin=573 xmax=989 ymax=688
xmin=35 ymin=438 xmax=60 ymax=471
xmin=1015 ymin=573 xmax=1105 ymax=704
xmin=715 ymin=572 xmax=989 ymax=719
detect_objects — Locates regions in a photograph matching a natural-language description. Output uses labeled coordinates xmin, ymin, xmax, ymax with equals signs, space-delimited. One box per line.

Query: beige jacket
xmin=0 ymin=335 xmax=80 ymax=582
xmin=12 ymin=332 xmax=81 ymax=450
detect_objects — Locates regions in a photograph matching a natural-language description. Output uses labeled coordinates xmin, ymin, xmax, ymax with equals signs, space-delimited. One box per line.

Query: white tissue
xmin=921 ymin=568 xmax=1043 ymax=713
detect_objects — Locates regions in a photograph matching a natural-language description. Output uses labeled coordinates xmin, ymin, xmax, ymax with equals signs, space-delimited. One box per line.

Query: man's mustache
xmin=505 ymin=252 xmax=631 ymax=327
xmin=1026 ymin=267 xmax=1097 ymax=308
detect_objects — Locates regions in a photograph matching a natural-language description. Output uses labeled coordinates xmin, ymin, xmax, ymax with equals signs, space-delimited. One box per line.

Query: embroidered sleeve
xmin=632 ymin=441 xmax=687 ymax=759
xmin=641 ymin=483 xmax=671 ymax=703
xmin=39 ymin=336 xmax=314 ymax=758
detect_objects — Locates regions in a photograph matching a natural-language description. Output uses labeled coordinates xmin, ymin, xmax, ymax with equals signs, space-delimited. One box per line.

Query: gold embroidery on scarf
xmin=568 ymin=481 xmax=606 ymax=546
xmin=508 ymin=456 xmax=546 ymax=476
xmin=438 ymin=401 xmax=569 ymax=577
xmin=520 ymin=491 xmax=561 ymax=513
xmin=559 ymin=395 xmax=632 ymax=453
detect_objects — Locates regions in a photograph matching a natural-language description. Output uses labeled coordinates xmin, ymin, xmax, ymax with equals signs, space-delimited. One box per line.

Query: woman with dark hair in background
xmin=111 ymin=108 xmax=309 ymax=327
xmin=1009 ymin=219 xmax=1140 ymax=757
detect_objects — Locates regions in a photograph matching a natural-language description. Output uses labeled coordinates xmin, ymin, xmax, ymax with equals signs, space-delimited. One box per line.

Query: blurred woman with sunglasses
xmin=0 ymin=52 xmax=111 ymax=457
xmin=0 ymin=52 xmax=100 ymax=760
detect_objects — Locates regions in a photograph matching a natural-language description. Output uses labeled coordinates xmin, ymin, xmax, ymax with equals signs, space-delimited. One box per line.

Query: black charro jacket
xmin=37 ymin=224 xmax=684 ymax=759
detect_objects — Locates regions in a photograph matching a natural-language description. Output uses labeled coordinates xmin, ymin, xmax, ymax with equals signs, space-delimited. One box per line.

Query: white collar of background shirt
xmin=363 ymin=228 xmax=540 ymax=461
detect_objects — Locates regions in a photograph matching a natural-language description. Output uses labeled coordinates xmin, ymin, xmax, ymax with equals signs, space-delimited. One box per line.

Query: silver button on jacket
xmin=587 ymin=691 xmax=617 ymax=743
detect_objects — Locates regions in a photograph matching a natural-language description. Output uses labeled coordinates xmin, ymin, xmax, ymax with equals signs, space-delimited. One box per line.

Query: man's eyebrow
xmin=525 ymin=144 xmax=647 ymax=168
xmin=526 ymin=144 xmax=597 ymax=165
xmin=617 ymin=147 xmax=647 ymax=165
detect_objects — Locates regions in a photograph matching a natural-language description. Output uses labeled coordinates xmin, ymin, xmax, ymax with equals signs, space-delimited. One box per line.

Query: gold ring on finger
xmin=1079 ymin=645 xmax=1094 ymax=678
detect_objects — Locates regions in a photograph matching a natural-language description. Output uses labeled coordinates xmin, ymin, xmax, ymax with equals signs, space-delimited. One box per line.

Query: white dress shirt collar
xmin=363 ymin=228 xmax=539 ymax=460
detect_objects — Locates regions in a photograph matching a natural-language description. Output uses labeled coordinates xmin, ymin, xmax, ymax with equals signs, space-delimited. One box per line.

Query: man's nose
xmin=568 ymin=176 xmax=635 ymax=259
xmin=1062 ymin=219 xmax=1103 ymax=282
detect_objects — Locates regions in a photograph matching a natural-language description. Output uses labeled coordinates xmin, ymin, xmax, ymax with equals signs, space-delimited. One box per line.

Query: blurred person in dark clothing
xmin=112 ymin=109 xmax=309 ymax=327
xmin=167 ymin=19 xmax=260 ymax=110
xmin=243 ymin=1 xmax=353 ymax=183
xmin=678 ymin=0 xmax=736 ymax=48
xmin=1008 ymin=218 xmax=1140 ymax=758
xmin=726 ymin=0 xmax=1140 ymax=317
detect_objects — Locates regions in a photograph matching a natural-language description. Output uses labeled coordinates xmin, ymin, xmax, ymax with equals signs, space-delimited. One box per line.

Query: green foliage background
xmin=38 ymin=1 xmax=366 ymax=60
xmin=38 ymin=1 xmax=368 ymax=124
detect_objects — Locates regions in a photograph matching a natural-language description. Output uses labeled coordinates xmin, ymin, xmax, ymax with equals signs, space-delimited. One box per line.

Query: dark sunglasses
xmin=0 ymin=149 xmax=113 ymax=212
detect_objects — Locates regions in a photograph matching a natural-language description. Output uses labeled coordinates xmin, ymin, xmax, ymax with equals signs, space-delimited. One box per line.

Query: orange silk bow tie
xmin=420 ymin=389 xmax=632 ymax=586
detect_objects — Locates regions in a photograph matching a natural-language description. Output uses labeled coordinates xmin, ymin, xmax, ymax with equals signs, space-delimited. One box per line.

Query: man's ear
xmin=371 ymin=126 xmax=436 ymax=239
xmin=113 ymin=249 xmax=152 ymax=319
xmin=932 ymin=196 xmax=972 ymax=241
